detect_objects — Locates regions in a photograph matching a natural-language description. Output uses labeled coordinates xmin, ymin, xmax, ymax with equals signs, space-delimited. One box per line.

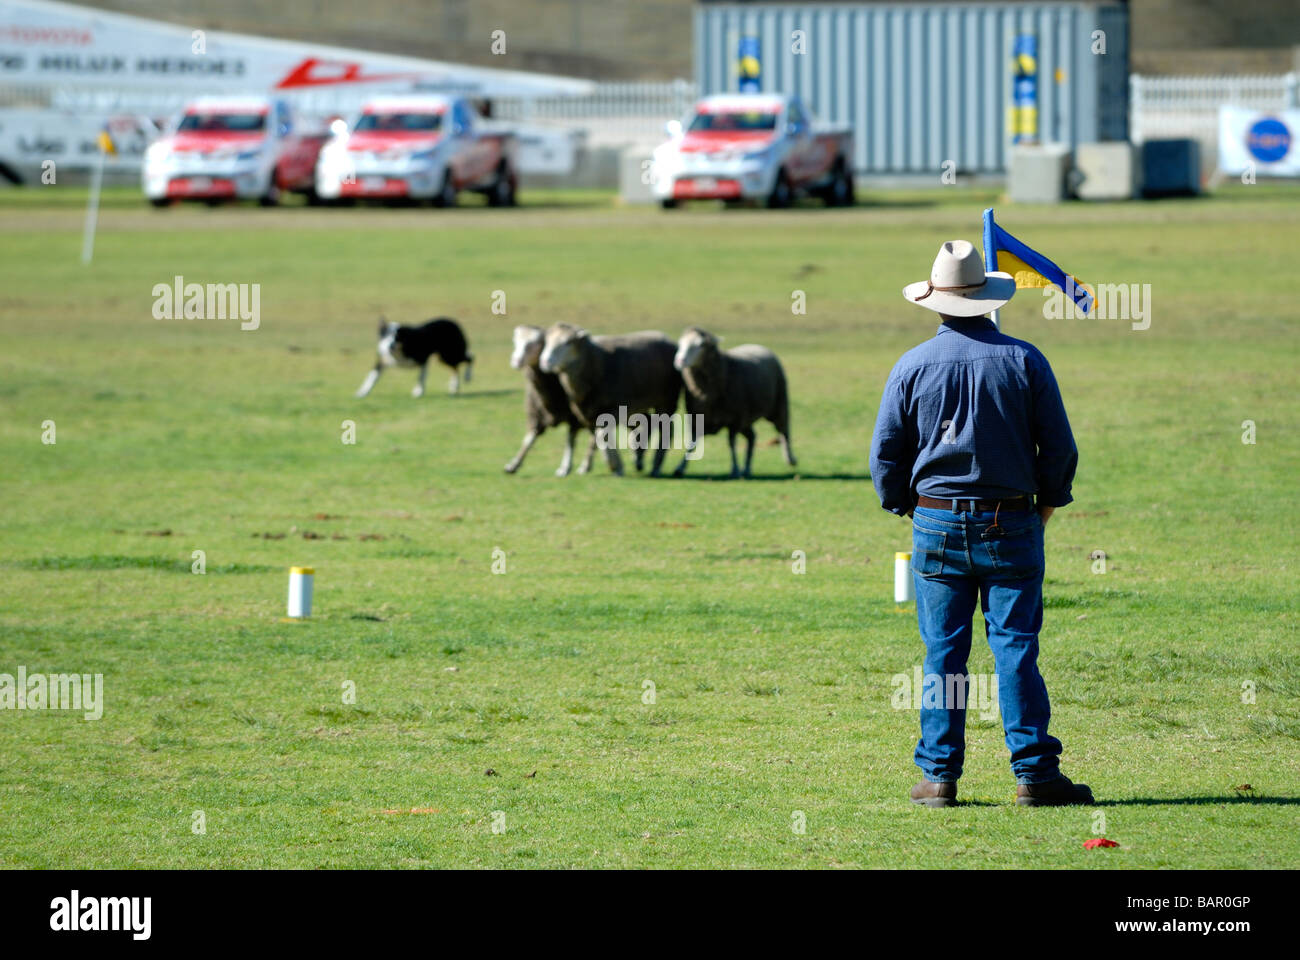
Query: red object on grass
xmin=1083 ymin=838 xmax=1119 ymax=849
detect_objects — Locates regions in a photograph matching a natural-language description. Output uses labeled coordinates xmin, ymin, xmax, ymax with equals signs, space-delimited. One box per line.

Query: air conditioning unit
xmin=1141 ymin=139 xmax=1200 ymax=197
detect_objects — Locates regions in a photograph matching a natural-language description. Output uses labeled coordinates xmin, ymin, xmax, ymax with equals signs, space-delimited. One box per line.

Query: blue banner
xmin=1011 ymin=34 xmax=1038 ymax=144
xmin=738 ymin=36 xmax=761 ymax=93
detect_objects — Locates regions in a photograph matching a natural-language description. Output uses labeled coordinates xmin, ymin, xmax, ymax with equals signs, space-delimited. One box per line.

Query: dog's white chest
xmin=378 ymin=333 xmax=414 ymax=367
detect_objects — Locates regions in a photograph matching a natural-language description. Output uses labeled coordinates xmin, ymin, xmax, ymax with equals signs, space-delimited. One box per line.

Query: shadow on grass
xmin=852 ymin=198 xmax=939 ymax=210
xmin=439 ymin=388 xmax=517 ymax=399
xmin=1095 ymin=795 xmax=1300 ymax=807
xmin=513 ymin=200 xmax=616 ymax=210
xmin=904 ymin=796 xmax=1298 ymax=809
xmin=692 ymin=197 xmax=940 ymax=213
xmin=666 ymin=472 xmax=871 ymax=482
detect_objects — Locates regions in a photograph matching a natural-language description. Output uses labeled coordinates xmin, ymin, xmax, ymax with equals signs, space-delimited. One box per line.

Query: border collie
xmin=356 ymin=317 xmax=474 ymax=398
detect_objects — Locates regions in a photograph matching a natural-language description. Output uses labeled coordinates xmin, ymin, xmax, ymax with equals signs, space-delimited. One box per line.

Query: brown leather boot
xmin=910 ymin=780 xmax=958 ymax=808
xmin=1016 ymin=774 xmax=1094 ymax=807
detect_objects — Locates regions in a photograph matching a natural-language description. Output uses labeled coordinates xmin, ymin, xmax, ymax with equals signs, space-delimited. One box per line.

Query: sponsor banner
xmin=0 ymin=108 xmax=581 ymax=177
xmin=1011 ymin=34 xmax=1038 ymax=144
xmin=1218 ymin=105 xmax=1300 ymax=176
xmin=737 ymin=36 xmax=760 ymax=94
xmin=512 ymin=125 xmax=581 ymax=176
xmin=0 ymin=107 xmax=154 ymax=170
xmin=0 ymin=0 xmax=592 ymax=97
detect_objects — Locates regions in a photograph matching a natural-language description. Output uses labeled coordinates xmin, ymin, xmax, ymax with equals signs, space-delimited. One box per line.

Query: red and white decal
xmin=673 ymin=178 xmax=742 ymax=199
xmin=166 ymin=177 xmax=236 ymax=198
xmin=678 ymin=131 xmax=775 ymax=154
xmin=340 ymin=177 xmax=410 ymax=197
xmin=274 ymin=58 xmax=421 ymax=89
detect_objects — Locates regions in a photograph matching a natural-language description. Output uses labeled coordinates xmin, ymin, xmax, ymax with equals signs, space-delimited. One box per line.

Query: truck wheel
xmin=487 ymin=164 xmax=515 ymax=207
xmin=660 ymin=198 xmax=678 ymax=210
xmin=149 ymin=198 xmax=170 ymax=209
xmin=433 ymin=173 xmax=456 ymax=208
xmin=766 ymin=170 xmax=792 ymax=209
xmin=825 ymin=160 xmax=854 ymax=207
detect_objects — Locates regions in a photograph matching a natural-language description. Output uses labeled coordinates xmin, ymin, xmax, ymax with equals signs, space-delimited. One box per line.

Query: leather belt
xmin=916 ymin=495 xmax=1033 ymax=513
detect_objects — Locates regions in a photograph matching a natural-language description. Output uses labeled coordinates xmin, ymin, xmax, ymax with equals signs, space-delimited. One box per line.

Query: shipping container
xmin=695 ymin=1 xmax=1130 ymax=175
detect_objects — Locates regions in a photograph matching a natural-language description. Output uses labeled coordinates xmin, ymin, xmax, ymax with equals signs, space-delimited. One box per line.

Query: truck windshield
xmin=688 ymin=111 xmax=778 ymax=132
xmin=177 ymin=113 xmax=267 ymax=133
xmin=354 ymin=113 xmax=443 ymax=132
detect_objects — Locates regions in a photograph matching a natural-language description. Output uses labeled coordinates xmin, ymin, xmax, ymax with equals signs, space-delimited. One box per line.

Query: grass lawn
xmin=0 ymin=183 xmax=1296 ymax=868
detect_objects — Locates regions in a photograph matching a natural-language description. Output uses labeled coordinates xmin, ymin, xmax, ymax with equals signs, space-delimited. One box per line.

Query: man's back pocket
xmin=981 ymin=522 xmax=1044 ymax=579
xmin=911 ymin=526 xmax=948 ymax=577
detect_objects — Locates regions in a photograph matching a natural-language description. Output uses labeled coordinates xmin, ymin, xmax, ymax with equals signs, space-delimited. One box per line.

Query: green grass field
xmin=1 ymin=184 xmax=1296 ymax=868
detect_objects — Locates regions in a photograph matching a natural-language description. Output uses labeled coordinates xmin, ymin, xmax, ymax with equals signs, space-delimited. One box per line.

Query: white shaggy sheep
xmin=671 ymin=326 xmax=796 ymax=478
xmin=504 ymin=325 xmax=598 ymax=477
xmin=538 ymin=324 xmax=682 ymax=476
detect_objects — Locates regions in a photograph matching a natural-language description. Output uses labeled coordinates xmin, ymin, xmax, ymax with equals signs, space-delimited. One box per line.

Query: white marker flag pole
xmin=81 ymin=129 xmax=113 ymax=265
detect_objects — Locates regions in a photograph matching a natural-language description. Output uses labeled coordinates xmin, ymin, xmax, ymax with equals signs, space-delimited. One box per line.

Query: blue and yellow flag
xmin=983 ymin=208 xmax=1092 ymax=314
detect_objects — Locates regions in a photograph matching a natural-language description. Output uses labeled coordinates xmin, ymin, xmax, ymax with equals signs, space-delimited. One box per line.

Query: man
xmin=870 ymin=239 xmax=1093 ymax=808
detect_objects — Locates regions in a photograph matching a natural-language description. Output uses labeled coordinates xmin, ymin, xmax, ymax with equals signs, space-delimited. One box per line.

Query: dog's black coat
xmin=384 ymin=317 xmax=472 ymax=368
xmin=357 ymin=316 xmax=474 ymax=398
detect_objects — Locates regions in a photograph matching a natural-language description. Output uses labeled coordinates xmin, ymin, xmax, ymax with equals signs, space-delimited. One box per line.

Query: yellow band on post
xmin=895 ymin=552 xmax=911 ymax=561
xmin=290 ymin=566 xmax=314 ymax=575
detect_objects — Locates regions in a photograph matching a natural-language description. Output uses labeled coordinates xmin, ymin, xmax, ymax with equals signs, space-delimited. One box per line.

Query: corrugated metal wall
xmin=695 ymin=2 xmax=1129 ymax=174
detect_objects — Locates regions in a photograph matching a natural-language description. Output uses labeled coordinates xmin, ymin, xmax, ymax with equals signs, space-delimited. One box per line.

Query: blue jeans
xmin=910 ymin=505 xmax=1062 ymax=784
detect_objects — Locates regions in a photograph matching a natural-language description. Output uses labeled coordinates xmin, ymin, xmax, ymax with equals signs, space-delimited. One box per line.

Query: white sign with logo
xmin=0 ymin=108 xmax=154 ymax=173
xmin=1218 ymin=105 xmax=1300 ymax=177
xmin=0 ymin=0 xmax=596 ymax=177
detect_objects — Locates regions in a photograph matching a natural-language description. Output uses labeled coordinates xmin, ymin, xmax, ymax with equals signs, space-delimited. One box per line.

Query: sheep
xmin=671 ymin=326 xmax=796 ymax=478
xmin=538 ymin=323 xmax=682 ymax=476
xmin=504 ymin=325 xmax=598 ymax=477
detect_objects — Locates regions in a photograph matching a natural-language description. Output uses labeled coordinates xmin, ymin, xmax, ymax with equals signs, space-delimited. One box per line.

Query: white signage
xmin=0 ymin=108 xmax=153 ymax=171
xmin=1218 ymin=105 xmax=1300 ymax=177
xmin=0 ymin=0 xmax=593 ymax=98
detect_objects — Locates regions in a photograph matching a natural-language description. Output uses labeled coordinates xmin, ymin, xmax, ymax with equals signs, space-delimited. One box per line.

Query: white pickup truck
xmin=314 ymin=95 xmax=518 ymax=206
xmin=652 ymin=93 xmax=854 ymax=209
xmin=142 ymin=96 xmax=326 ymax=207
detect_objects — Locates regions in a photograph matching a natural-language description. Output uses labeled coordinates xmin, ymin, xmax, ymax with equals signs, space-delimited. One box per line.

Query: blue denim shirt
xmin=870 ymin=318 xmax=1077 ymax=515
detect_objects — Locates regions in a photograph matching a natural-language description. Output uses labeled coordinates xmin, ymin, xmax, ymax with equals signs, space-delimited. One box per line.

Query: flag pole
xmin=982 ymin=207 xmax=1000 ymax=330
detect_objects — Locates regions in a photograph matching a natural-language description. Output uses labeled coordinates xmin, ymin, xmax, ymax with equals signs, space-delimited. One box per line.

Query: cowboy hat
xmin=903 ymin=240 xmax=1016 ymax=317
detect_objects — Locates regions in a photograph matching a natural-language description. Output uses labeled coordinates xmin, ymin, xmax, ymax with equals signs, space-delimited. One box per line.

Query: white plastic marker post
xmin=894 ymin=552 xmax=914 ymax=605
xmin=287 ymin=566 xmax=314 ymax=619
xmin=81 ymin=128 xmax=113 ymax=265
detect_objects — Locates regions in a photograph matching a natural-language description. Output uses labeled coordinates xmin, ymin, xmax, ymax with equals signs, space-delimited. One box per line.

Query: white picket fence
xmin=490 ymin=79 xmax=696 ymax=147
xmin=1129 ymin=73 xmax=1300 ymax=152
